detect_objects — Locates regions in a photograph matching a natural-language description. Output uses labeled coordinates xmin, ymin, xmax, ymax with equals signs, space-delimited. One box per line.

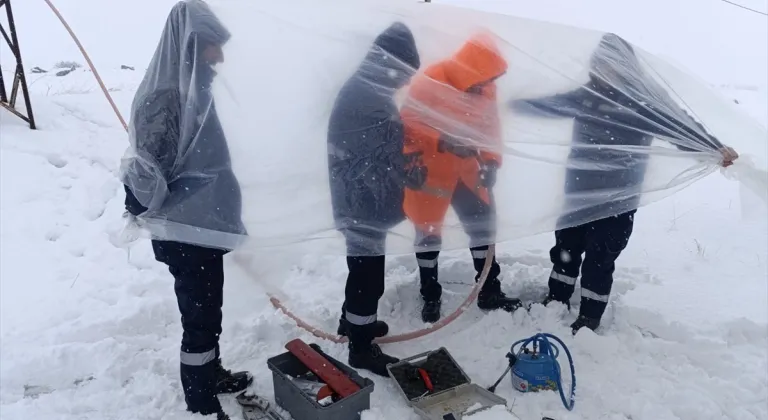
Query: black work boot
xmin=337 ymin=317 xmax=389 ymax=338
xmin=477 ymin=278 xmax=523 ymax=313
xmin=347 ymin=323 xmax=399 ymax=377
xmin=421 ymin=299 xmax=441 ymax=323
xmin=570 ymin=314 xmax=600 ymax=335
xmin=542 ymin=294 xmax=571 ymax=311
xmin=214 ymin=360 xmax=253 ymax=394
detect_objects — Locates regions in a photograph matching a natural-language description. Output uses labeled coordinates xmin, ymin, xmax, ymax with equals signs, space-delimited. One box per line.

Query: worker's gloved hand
xmin=718 ymin=146 xmax=739 ymax=167
xmin=404 ymin=165 xmax=428 ymax=190
xmin=479 ymin=161 xmax=499 ymax=188
xmin=109 ymin=211 xmax=145 ymax=248
xmin=401 ymin=151 xmax=428 ymax=190
xmin=438 ymin=134 xmax=477 ymax=159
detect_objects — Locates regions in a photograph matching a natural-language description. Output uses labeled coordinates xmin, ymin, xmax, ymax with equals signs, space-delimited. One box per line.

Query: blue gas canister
xmin=505 ymin=333 xmax=576 ymax=410
xmin=510 ymin=349 xmax=560 ymax=392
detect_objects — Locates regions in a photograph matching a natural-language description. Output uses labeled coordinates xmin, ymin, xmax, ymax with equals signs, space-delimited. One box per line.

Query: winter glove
xmin=437 ymin=134 xmax=478 ymax=159
xmin=404 ymin=165 xmax=428 ymax=190
xmin=108 ymin=211 xmax=147 ymax=248
xmin=401 ymin=151 xmax=428 ymax=190
xmin=479 ymin=161 xmax=499 ymax=188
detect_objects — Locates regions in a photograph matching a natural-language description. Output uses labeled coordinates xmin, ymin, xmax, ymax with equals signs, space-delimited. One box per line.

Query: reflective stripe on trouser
xmin=581 ymin=288 xmax=609 ymax=303
xmin=417 ymin=257 xmax=438 ymax=268
xmin=343 ymin=255 xmax=385 ymax=326
xmin=156 ymin=241 xmax=225 ymax=415
xmin=548 ymin=212 xmax=635 ymax=320
xmin=345 ymin=311 xmax=377 ymax=326
xmin=469 ymin=245 xmax=501 ymax=282
xmin=181 ymin=349 xmax=217 ymax=366
xmin=550 ymin=270 xmax=577 ymax=286
xmin=548 ymin=227 xmax=583 ymax=304
xmin=416 ymin=250 xmax=441 ymax=302
xmin=416 ymin=245 xmax=502 ymax=303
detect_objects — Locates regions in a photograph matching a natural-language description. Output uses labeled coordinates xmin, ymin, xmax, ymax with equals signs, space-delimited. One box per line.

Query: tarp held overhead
xmin=120 ymin=0 xmax=766 ymax=256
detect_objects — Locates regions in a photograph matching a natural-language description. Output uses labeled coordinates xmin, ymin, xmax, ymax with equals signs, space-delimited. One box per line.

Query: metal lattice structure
xmin=0 ymin=0 xmax=35 ymax=129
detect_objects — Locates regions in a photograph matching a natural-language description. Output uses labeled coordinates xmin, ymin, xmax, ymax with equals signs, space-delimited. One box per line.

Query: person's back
xmin=558 ymin=81 xmax=656 ymax=222
xmin=327 ymin=22 xmax=421 ymax=236
xmin=326 ymin=22 xmax=423 ymax=377
xmin=328 ymin=64 xmax=409 ymax=231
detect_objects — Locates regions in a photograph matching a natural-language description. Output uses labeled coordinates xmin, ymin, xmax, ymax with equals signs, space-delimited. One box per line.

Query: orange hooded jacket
xmin=401 ymin=33 xmax=508 ymax=233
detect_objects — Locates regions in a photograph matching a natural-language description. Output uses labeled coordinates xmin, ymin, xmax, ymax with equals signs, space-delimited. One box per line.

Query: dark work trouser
xmin=152 ymin=240 xmax=227 ymax=415
xmin=548 ymin=210 xmax=636 ymax=320
xmin=340 ymin=227 xmax=387 ymax=330
xmin=416 ymin=182 xmax=501 ymax=302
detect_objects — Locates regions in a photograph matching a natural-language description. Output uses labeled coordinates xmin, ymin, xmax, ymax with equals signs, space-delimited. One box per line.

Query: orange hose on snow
xmin=46 ymin=0 xmax=493 ymax=344
xmin=233 ymin=245 xmax=494 ymax=344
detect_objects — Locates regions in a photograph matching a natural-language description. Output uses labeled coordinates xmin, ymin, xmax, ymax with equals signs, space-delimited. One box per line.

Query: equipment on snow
xmin=284 ymin=372 xmax=343 ymax=407
xmin=387 ymin=347 xmax=507 ymax=419
xmin=236 ymin=391 xmax=289 ymax=420
xmin=488 ymin=333 xmax=576 ymax=411
xmin=285 ymin=339 xmax=361 ymax=398
xmin=413 ymin=367 xmax=435 ymax=398
xmin=267 ymin=341 xmax=375 ymax=420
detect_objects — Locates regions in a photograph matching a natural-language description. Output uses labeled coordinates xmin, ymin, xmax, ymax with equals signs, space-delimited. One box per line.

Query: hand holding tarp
xmin=719 ymin=146 xmax=739 ymax=167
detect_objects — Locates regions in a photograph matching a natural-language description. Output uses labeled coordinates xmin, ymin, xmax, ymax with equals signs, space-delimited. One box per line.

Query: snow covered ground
xmin=1 ymin=1 xmax=767 ymax=420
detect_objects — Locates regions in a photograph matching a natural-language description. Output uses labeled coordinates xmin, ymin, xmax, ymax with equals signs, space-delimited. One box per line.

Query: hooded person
xmin=400 ymin=32 xmax=523 ymax=323
xmin=508 ymin=33 xmax=738 ymax=334
xmin=119 ymin=1 xmax=251 ymax=418
xmin=327 ymin=21 xmax=425 ymax=376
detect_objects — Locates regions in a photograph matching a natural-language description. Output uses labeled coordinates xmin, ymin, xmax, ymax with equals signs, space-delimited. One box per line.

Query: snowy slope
xmin=1 ymin=1 xmax=767 ymax=420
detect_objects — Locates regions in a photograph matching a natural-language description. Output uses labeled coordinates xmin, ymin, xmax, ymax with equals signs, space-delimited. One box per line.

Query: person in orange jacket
xmin=400 ymin=33 xmax=523 ymax=323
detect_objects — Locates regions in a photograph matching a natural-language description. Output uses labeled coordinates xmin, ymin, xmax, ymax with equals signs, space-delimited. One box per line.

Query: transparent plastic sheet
xmin=119 ymin=0 xmax=247 ymax=250
xmin=119 ymin=0 xmax=765 ymax=257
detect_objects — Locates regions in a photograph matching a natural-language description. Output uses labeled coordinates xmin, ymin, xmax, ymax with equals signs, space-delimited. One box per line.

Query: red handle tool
xmin=285 ymin=339 xmax=360 ymax=399
xmin=417 ymin=368 xmax=434 ymax=392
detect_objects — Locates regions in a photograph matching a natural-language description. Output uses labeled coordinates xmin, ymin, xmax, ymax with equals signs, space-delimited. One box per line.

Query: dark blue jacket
xmin=510 ymin=34 xmax=723 ymax=226
xmin=122 ymin=0 xmax=245 ymax=250
xmin=327 ymin=22 xmax=423 ymax=232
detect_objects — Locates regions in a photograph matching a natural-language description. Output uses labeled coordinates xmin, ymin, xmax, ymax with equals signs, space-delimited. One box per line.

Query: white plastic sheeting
xmin=119 ymin=0 xmax=764 ymax=256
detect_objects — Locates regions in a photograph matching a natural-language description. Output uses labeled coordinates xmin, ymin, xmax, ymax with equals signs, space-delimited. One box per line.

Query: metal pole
xmin=0 ymin=0 xmax=36 ymax=129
